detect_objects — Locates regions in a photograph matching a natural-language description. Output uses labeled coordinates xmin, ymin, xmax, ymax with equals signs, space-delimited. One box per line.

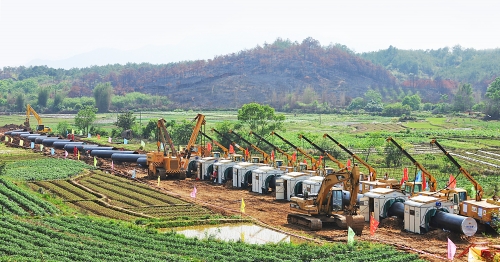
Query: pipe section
xmin=387 ymin=201 xmax=405 ymax=219
xmin=53 ymin=141 xmax=83 ymax=149
xmin=137 ymin=157 xmax=147 ymax=167
xmin=111 ymin=154 xmax=147 ymax=163
xmin=42 ymin=138 xmax=67 ymax=147
xmin=429 ymin=211 xmax=477 ymax=236
xmin=90 ymin=150 xmax=136 ymax=158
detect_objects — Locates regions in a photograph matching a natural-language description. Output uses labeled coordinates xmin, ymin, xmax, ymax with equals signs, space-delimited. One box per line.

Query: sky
xmin=1 ymin=0 xmax=499 ymax=69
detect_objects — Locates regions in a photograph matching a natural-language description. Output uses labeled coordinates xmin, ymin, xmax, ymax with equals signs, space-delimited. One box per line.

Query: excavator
xmin=211 ymin=128 xmax=247 ymax=161
xmin=198 ymin=130 xmax=229 ymax=158
xmin=229 ymin=130 xmax=271 ymax=164
xmin=271 ymin=131 xmax=320 ymax=171
xmin=288 ymin=164 xmax=365 ymax=235
xmin=298 ymin=134 xmax=345 ymax=170
xmin=146 ymin=118 xmax=185 ymax=179
xmin=386 ymin=137 xmax=438 ymax=194
xmin=24 ymin=104 xmax=52 ymax=134
xmin=249 ymin=131 xmax=295 ymax=167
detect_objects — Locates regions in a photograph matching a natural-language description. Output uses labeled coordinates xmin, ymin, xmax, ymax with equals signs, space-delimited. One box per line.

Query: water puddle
xmin=166 ymin=224 xmax=294 ymax=244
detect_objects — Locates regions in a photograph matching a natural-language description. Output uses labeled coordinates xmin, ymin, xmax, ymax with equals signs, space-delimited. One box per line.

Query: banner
xmin=123 ymin=138 xmax=128 ymax=145
xmin=157 ymin=175 xmax=160 ymax=187
xmin=108 ymin=137 xmax=112 ymax=143
xmin=64 ymin=151 xmax=68 ymax=158
xmin=206 ymin=142 xmax=212 ymax=152
xmin=19 ymin=140 xmax=24 ymax=146
xmin=131 ymin=169 xmax=136 ymax=179
xmin=141 ymin=140 xmax=146 ymax=148
xmin=347 ymin=227 xmax=355 ymax=245
xmin=50 ymin=148 xmax=55 ymax=156
xmin=30 ymin=142 xmax=35 ymax=149
xmin=447 ymin=238 xmax=456 ymax=260
xmin=370 ymin=213 xmax=380 ymax=236
xmin=87 ymin=133 xmax=91 ymax=138
xmin=93 ymin=156 xmax=97 ymax=167
xmin=190 ymin=186 xmax=197 ymax=198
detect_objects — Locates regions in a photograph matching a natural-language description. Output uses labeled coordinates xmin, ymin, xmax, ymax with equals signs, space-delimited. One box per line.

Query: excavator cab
xmin=330 ymin=189 xmax=343 ymax=211
xmin=251 ymin=157 xmax=260 ymax=163
xmin=404 ymin=182 xmax=423 ymax=194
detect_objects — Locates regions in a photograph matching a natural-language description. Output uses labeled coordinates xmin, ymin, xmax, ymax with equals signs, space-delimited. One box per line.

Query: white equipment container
xmin=302 ymin=176 xmax=325 ymax=196
xmin=213 ymin=159 xmax=237 ymax=184
xmin=232 ymin=162 xmax=262 ymax=188
xmin=361 ymin=188 xmax=409 ymax=222
xmin=196 ymin=157 xmax=219 ymax=180
xmin=275 ymin=172 xmax=312 ymax=200
xmin=251 ymin=166 xmax=285 ymax=194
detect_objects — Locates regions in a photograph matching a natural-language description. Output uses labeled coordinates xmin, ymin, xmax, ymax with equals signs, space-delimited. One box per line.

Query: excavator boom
xmin=386 ymin=137 xmax=438 ymax=192
xmin=156 ymin=118 xmax=177 ymax=156
xmin=324 ymin=134 xmax=376 ymax=181
xmin=298 ymin=134 xmax=345 ymax=170
xmin=212 ymin=128 xmax=247 ymax=160
xmin=25 ymin=104 xmax=52 ymax=134
xmin=181 ymin=114 xmax=206 ymax=169
xmin=199 ymin=130 xmax=229 ymax=158
xmin=430 ymin=139 xmax=483 ymax=201
xmin=229 ymin=130 xmax=270 ymax=163
xmin=249 ymin=131 xmax=294 ymax=164
xmin=271 ymin=131 xmax=318 ymax=169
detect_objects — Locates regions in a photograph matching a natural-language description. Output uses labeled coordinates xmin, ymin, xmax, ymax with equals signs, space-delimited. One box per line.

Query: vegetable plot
xmin=4 ymin=158 xmax=94 ymax=181
xmin=0 ymin=216 xmax=424 ymax=262
xmin=0 ymin=177 xmax=59 ymax=216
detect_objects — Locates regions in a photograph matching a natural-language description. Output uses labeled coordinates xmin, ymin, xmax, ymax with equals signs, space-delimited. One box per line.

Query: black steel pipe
xmin=111 ymin=153 xmax=147 ymax=163
xmin=137 ymin=157 xmax=147 ymax=167
xmin=42 ymin=138 xmax=67 ymax=147
xmin=5 ymin=129 xmax=26 ymax=135
xmin=26 ymin=134 xmax=42 ymax=142
xmin=85 ymin=146 xmax=115 ymax=152
xmin=35 ymin=136 xmax=56 ymax=144
xmin=19 ymin=133 xmax=35 ymax=138
xmin=387 ymin=201 xmax=405 ymax=219
xmin=90 ymin=150 xmax=136 ymax=158
xmin=429 ymin=210 xmax=477 ymax=236
xmin=10 ymin=131 xmax=31 ymax=136
xmin=53 ymin=141 xmax=83 ymax=149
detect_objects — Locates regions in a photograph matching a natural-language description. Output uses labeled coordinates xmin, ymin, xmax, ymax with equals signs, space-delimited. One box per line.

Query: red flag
xmin=271 ymin=150 xmax=275 ymax=161
xmin=303 ymin=159 xmax=307 ymax=165
xmin=422 ymin=172 xmax=427 ymax=190
xmin=400 ymin=167 xmax=409 ymax=186
xmin=207 ymin=142 xmax=212 ymax=152
xmin=229 ymin=144 xmax=235 ymax=154
xmin=370 ymin=213 xmax=380 ymax=236
xmin=73 ymin=146 xmax=77 ymax=157
xmin=292 ymin=152 xmax=296 ymax=162
xmin=111 ymin=160 xmax=114 ymax=170
xmin=245 ymin=148 xmax=249 ymax=157
xmin=318 ymin=155 xmax=323 ymax=166
xmin=447 ymin=238 xmax=456 ymax=260
xmin=448 ymin=174 xmax=456 ymax=189
xmin=347 ymin=159 xmax=351 ymax=170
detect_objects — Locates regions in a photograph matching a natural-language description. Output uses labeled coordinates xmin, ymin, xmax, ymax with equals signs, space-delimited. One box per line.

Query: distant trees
xmin=37 ymin=88 xmax=49 ymax=108
xmin=237 ymin=103 xmax=285 ymax=135
xmin=401 ymin=94 xmax=421 ymax=111
xmin=74 ymin=106 xmax=97 ymax=135
xmin=115 ymin=111 xmax=136 ymax=131
xmin=453 ymin=83 xmax=474 ymax=112
xmin=15 ymin=94 xmax=25 ymax=112
xmin=485 ymin=77 xmax=500 ymax=119
xmin=93 ymin=82 xmax=113 ymax=113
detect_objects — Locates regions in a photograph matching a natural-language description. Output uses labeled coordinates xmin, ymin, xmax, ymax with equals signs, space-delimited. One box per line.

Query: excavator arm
xmin=25 ymin=104 xmax=51 ymax=133
xmin=249 ymin=131 xmax=294 ymax=165
xmin=182 ymin=114 xmax=206 ymax=169
xmin=156 ymin=118 xmax=177 ymax=156
xmin=211 ymin=128 xmax=247 ymax=160
xmin=430 ymin=139 xmax=483 ymax=201
xmin=199 ymin=130 xmax=229 ymax=158
xmin=298 ymin=134 xmax=345 ymax=170
xmin=386 ymin=137 xmax=438 ymax=192
xmin=324 ymin=134 xmax=377 ymax=181
xmin=271 ymin=131 xmax=318 ymax=169
xmin=229 ymin=130 xmax=270 ymax=163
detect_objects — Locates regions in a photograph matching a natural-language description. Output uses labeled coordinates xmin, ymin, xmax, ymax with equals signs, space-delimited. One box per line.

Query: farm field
xmin=2 ymin=112 xmax=500 ymax=261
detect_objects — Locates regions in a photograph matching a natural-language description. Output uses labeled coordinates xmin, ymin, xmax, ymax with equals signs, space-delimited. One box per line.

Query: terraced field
xmin=0 ymin=177 xmax=59 ymax=216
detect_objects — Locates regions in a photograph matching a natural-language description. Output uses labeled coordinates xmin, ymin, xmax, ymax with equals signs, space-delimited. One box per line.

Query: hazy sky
xmin=1 ymin=0 xmax=499 ymax=68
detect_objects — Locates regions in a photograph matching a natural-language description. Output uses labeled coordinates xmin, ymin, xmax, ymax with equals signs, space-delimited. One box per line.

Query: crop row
xmin=71 ymin=201 xmax=138 ymax=221
xmin=0 ymin=178 xmax=58 ymax=216
xmin=89 ymin=172 xmax=186 ymax=204
xmin=0 ymin=216 xmax=423 ymax=262
xmin=4 ymin=158 xmax=94 ymax=181
xmin=129 ymin=205 xmax=212 ymax=218
xmin=32 ymin=181 xmax=93 ymax=201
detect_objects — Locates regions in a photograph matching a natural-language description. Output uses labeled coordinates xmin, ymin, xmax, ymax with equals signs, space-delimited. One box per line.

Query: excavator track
xmin=287 ymin=214 xmax=322 ymax=231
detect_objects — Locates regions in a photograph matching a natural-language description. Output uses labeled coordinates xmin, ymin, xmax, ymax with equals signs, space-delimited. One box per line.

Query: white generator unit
xmin=403 ymin=195 xmax=477 ymax=236
xmin=275 ymin=172 xmax=312 ymax=201
xmin=302 ymin=176 xmax=324 ymax=196
xmin=361 ymin=188 xmax=409 ymax=222
xmin=251 ymin=166 xmax=285 ymax=194
xmin=232 ymin=162 xmax=262 ymax=188
xmin=196 ymin=157 xmax=219 ymax=180
xmin=213 ymin=159 xmax=237 ymax=184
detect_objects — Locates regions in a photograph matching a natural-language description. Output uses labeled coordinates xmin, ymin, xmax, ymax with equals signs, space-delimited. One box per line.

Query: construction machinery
xmin=24 ymin=104 xmax=52 ymax=134
xmin=324 ymin=134 xmax=376 ymax=181
xmin=212 ymin=128 xmax=247 ymax=161
xmin=271 ymin=131 xmax=319 ymax=171
xmin=287 ymin=165 xmax=365 ymax=234
xmin=249 ymin=131 xmax=294 ymax=167
xmin=199 ymin=130 xmax=229 ymax=158
xmin=228 ymin=130 xmax=270 ymax=164
xmin=146 ymin=118 xmax=185 ymax=179
xmin=298 ymin=134 xmax=345 ymax=170
xmin=386 ymin=137 xmax=438 ymax=194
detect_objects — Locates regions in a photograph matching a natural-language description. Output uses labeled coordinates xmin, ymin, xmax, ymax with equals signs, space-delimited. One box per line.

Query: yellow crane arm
xmin=386 ymin=137 xmax=437 ymax=192
xmin=430 ymin=139 xmax=483 ymax=201
xmin=299 ymin=134 xmax=345 ymax=169
xmin=25 ymin=104 xmax=43 ymax=126
xmin=199 ymin=130 xmax=229 ymax=158
xmin=229 ymin=130 xmax=270 ymax=163
xmin=324 ymin=134 xmax=377 ymax=181
xmin=182 ymin=114 xmax=206 ymax=168
xmin=249 ymin=131 xmax=294 ymax=164
xmin=271 ymin=131 xmax=318 ymax=169
xmin=156 ymin=118 xmax=177 ymax=156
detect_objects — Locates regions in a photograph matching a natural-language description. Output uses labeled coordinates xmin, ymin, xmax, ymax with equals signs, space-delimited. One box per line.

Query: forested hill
xmin=1 ymin=38 xmax=500 ymax=112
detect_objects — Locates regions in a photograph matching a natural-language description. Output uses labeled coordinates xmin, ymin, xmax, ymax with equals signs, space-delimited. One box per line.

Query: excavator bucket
xmin=345 ymin=215 xmax=365 ymax=236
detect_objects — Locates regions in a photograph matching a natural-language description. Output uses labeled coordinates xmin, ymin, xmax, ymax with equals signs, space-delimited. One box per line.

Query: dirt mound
xmin=379 ymin=216 xmax=403 ymax=228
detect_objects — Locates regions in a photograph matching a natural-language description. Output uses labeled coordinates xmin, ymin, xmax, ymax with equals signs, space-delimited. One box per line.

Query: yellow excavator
xmin=288 ymin=164 xmax=365 ymax=235
xmin=24 ymin=104 xmax=52 ymax=134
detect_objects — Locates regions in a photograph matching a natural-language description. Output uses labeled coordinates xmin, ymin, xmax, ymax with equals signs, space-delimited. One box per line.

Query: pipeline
xmin=42 ymin=138 xmax=67 ymax=147
xmin=28 ymin=135 xmax=45 ymax=142
xmin=53 ymin=141 xmax=83 ymax=149
xmin=137 ymin=157 xmax=147 ymax=167
xmin=90 ymin=150 xmax=136 ymax=158
xmin=429 ymin=210 xmax=477 ymax=236
xmin=387 ymin=201 xmax=405 ymax=219
xmin=111 ymin=154 xmax=147 ymax=163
